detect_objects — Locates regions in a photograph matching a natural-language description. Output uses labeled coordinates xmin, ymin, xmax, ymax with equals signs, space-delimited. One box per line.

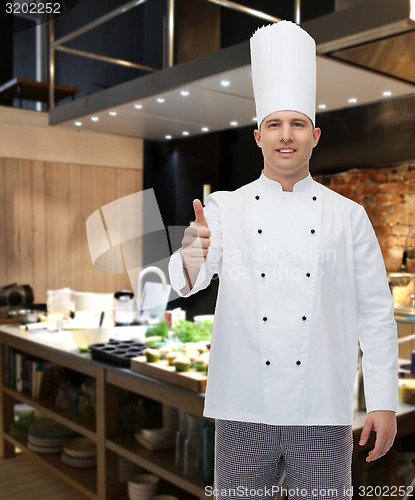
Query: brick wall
xmin=314 ymin=163 xmax=415 ymax=273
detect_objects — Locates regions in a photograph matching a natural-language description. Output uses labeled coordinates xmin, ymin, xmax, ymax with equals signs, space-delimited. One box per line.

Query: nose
xmin=280 ymin=124 xmax=293 ymax=142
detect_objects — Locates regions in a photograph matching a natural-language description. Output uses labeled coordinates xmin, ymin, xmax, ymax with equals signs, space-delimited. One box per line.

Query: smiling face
xmin=253 ymin=110 xmax=321 ymax=189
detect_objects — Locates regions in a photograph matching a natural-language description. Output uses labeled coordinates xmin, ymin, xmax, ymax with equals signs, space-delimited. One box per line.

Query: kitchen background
xmin=0 ymin=0 xmax=414 ymax=321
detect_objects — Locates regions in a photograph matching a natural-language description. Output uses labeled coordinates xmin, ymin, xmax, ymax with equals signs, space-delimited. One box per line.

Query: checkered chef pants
xmin=213 ymin=420 xmax=353 ymax=500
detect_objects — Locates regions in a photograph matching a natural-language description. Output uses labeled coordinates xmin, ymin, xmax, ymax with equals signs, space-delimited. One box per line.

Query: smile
xmin=277 ymin=149 xmax=295 ymax=153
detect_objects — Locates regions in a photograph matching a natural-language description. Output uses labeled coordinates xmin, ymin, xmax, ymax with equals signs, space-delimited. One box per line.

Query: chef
xmin=169 ymin=21 xmax=398 ymax=500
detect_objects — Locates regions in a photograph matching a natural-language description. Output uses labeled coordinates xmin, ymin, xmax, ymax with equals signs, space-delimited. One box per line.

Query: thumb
xmin=193 ymin=199 xmax=208 ymax=227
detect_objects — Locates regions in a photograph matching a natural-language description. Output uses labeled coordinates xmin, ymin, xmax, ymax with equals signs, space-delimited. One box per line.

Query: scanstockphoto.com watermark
xmin=205 ymin=485 xmax=353 ymax=498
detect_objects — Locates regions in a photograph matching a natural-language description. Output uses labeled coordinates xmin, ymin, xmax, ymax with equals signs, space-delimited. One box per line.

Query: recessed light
xmin=109 ymin=111 xmax=117 ymax=116
xmin=348 ymin=98 xmax=357 ymax=104
xmin=91 ymin=116 xmax=99 ymax=122
xmin=165 ymin=135 xmax=172 ymax=140
xmin=157 ymin=98 xmax=165 ymax=103
xmin=201 ymin=127 xmax=209 ymax=132
xmin=74 ymin=121 xmax=82 ymax=127
xmin=134 ymin=104 xmax=142 ymax=109
xmin=318 ymin=104 xmax=327 ymax=110
xmin=221 ymin=80 xmax=230 ymax=87
xmin=180 ymin=90 xmax=190 ymax=96
xmin=230 ymin=121 xmax=238 ymax=126
xmin=182 ymin=131 xmax=189 ymax=136
xmin=383 ymin=90 xmax=392 ymax=97
xmin=252 ymin=117 xmax=257 ymax=122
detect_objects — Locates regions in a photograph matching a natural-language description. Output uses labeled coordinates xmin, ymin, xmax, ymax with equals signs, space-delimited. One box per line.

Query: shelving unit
xmin=0 ymin=325 xmax=209 ymax=500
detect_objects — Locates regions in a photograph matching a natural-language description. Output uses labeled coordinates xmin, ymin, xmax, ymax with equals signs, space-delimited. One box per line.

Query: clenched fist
xmin=182 ymin=199 xmax=211 ymax=270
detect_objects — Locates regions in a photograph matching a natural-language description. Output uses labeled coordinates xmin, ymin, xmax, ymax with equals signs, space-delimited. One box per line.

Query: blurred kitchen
xmin=0 ymin=0 xmax=415 ymax=498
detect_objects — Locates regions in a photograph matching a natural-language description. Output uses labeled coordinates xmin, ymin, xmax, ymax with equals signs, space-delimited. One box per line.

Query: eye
xmin=293 ymin=122 xmax=304 ymax=127
xmin=269 ymin=122 xmax=279 ymax=128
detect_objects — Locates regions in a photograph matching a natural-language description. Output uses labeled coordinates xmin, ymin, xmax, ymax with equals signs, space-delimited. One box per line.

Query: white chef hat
xmin=250 ymin=21 xmax=316 ymax=128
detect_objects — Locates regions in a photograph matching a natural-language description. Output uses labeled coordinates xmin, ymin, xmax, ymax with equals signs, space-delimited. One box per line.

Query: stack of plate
xmin=127 ymin=474 xmax=159 ymax=500
xmin=27 ymin=419 xmax=77 ymax=454
xmin=118 ymin=456 xmax=144 ymax=483
xmin=61 ymin=437 xmax=97 ymax=468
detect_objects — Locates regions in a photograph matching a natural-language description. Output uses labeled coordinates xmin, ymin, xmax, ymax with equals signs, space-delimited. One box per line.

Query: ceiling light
xmin=180 ymin=90 xmax=190 ymax=96
xmin=157 ymin=98 xmax=165 ymax=103
xmin=134 ymin=104 xmax=142 ymax=109
xmin=74 ymin=121 xmax=82 ymax=127
xmin=182 ymin=131 xmax=189 ymax=136
xmin=348 ymin=98 xmax=357 ymax=104
xmin=91 ymin=116 xmax=99 ymax=121
xmin=318 ymin=104 xmax=327 ymax=110
xmin=109 ymin=111 xmax=117 ymax=116
xmin=201 ymin=127 xmax=209 ymax=132
xmin=383 ymin=90 xmax=392 ymax=97
xmin=165 ymin=135 xmax=172 ymax=140
xmin=252 ymin=117 xmax=257 ymax=122
xmin=230 ymin=121 xmax=238 ymax=126
xmin=221 ymin=80 xmax=230 ymax=87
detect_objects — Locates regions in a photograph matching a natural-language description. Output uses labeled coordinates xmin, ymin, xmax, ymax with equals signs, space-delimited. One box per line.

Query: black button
xmin=255 ymin=195 xmax=260 ymax=200
xmin=263 ymin=317 xmax=267 ymax=321
xmin=302 ymin=316 xmax=307 ymax=321
xmin=266 ymin=360 xmax=270 ymax=366
xmin=261 ymin=272 xmax=265 ymax=278
xmin=296 ymin=360 xmax=301 ymax=365
xmin=311 ymin=229 xmax=315 ymax=234
xmin=306 ymin=272 xmax=311 ymax=278
xmin=312 ymin=196 xmax=317 ymax=201
xmin=258 ymin=229 xmax=262 ymax=234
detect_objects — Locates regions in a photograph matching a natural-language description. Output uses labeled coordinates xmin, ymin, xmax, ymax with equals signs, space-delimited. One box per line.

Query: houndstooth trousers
xmin=213 ymin=420 xmax=353 ymax=500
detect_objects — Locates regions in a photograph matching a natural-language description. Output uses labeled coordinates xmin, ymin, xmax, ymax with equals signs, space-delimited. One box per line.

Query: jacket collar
xmin=259 ymin=171 xmax=314 ymax=193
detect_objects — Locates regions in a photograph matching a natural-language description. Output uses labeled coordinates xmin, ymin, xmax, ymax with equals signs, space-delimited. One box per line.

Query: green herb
xmin=145 ymin=320 xmax=168 ymax=340
xmin=171 ymin=320 xmax=212 ymax=343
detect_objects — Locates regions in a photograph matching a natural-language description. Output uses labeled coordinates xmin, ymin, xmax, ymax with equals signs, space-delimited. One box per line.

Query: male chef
xmin=169 ymin=21 xmax=398 ymax=500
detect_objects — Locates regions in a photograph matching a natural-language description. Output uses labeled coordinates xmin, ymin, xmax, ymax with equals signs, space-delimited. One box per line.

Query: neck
xmin=263 ymin=167 xmax=310 ymax=192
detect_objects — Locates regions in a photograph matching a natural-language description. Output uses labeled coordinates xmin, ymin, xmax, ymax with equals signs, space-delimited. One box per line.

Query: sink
xmin=388 ymin=273 xmax=415 ymax=287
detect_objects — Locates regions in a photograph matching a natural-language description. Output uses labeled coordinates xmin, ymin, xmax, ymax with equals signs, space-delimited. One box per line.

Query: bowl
xmin=127 ymin=474 xmax=159 ymax=499
xmin=151 ymin=496 xmax=179 ymax=500
xmin=69 ymin=328 xmax=112 ymax=351
xmin=140 ymin=428 xmax=172 ymax=443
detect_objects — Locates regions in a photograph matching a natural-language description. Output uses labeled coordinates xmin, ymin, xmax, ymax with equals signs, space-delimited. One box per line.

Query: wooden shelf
xmin=3 ymin=386 xmax=96 ymax=440
xmin=107 ymin=434 xmax=209 ymax=499
xmin=4 ymin=432 xmax=97 ymax=499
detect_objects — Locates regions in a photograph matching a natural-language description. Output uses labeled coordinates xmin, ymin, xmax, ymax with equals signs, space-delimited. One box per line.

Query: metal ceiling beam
xmin=302 ymin=0 xmax=415 ymax=53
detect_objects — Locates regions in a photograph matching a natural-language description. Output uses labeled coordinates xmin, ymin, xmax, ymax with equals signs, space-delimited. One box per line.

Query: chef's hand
xmin=359 ymin=410 xmax=397 ymax=462
xmin=181 ymin=199 xmax=211 ymax=292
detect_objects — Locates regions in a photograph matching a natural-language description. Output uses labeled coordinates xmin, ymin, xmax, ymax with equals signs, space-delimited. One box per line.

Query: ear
xmin=312 ymin=127 xmax=321 ymax=148
xmin=254 ymin=129 xmax=261 ymax=148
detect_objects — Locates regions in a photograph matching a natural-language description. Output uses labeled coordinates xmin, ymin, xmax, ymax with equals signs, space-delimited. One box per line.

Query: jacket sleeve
xmin=168 ymin=192 xmax=223 ymax=298
xmin=353 ymin=204 xmax=398 ymax=413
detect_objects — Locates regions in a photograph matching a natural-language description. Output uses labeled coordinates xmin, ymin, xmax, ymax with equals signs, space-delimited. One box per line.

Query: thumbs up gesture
xmin=182 ymin=199 xmax=211 ymax=269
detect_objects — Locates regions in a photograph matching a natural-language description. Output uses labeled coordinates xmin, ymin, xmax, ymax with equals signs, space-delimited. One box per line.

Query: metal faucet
xmin=136 ymin=266 xmax=168 ymax=317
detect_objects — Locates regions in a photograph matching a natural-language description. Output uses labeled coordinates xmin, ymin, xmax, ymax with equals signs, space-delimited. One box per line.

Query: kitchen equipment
xmin=137 ymin=267 xmax=171 ymax=321
xmin=47 ymin=288 xmax=72 ymax=317
xmin=89 ymin=339 xmax=146 ymax=366
xmin=68 ymin=327 xmax=113 ymax=351
xmin=114 ymin=290 xmax=136 ymax=325
xmin=0 ymin=283 xmax=33 ymax=308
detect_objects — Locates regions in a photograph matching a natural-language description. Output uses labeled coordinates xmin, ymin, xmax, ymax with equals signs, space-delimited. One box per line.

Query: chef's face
xmin=253 ymin=110 xmax=321 ymax=185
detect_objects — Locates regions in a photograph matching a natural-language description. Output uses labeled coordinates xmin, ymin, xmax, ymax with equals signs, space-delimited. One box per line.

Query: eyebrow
xmin=265 ymin=118 xmax=308 ymax=125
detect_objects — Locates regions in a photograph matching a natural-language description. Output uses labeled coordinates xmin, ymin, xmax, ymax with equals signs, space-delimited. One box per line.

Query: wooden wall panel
xmin=0 ymin=158 xmax=142 ymax=304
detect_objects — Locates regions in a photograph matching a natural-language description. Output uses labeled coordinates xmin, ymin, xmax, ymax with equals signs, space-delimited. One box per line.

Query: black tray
xmin=89 ymin=339 xmax=147 ymax=367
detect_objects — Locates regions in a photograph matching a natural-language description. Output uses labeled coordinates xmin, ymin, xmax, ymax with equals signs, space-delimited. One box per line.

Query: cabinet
xmin=0 ymin=325 xmax=208 ymax=499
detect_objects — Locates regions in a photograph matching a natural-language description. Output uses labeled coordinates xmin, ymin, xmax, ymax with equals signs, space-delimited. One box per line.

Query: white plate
xmin=63 ymin=437 xmax=96 ymax=458
xmin=61 ymin=452 xmax=97 ymax=468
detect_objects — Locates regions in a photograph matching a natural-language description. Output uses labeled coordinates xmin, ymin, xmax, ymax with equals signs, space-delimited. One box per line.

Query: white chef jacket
xmin=168 ymin=172 xmax=398 ymax=425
